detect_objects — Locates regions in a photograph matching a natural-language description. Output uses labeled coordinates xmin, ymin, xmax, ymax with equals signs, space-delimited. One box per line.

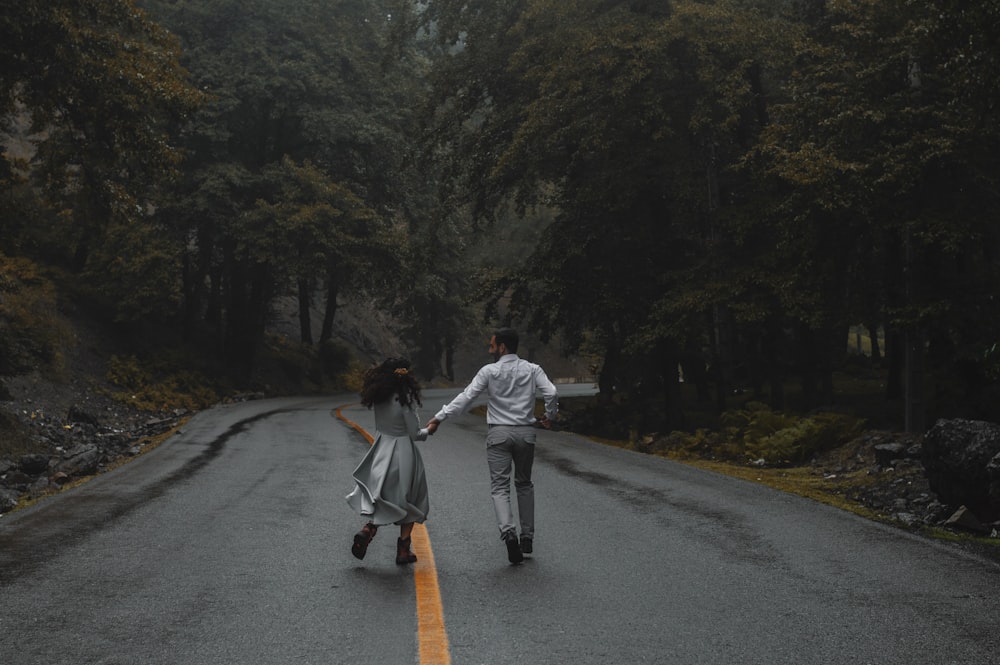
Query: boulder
xmin=54 ymin=444 xmax=102 ymax=478
xmin=874 ymin=442 xmax=907 ymax=467
xmin=922 ymin=419 xmax=1000 ymax=522
xmin=989 ymin=452 xmax=1000 ymax=518
xmin=19 ymin=453 xmax=50 ymax=475
xmin=0 ymin=488 xmax=20 ymax=513
xmin=1 ymin=469 xmax=32 ymax=490
xmin=67 ymin=404 xmax=101 ymax=427
xmin=943 ymin=505 xmax=989 ymax=534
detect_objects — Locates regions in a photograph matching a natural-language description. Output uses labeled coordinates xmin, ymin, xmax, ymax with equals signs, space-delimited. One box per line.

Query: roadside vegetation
xmin=3 ymin=2 xmax=999 ymax=476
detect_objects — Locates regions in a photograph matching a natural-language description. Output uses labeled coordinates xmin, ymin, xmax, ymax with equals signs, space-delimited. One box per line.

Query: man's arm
xmin=536 ymin=366 xmax=559 ymax=426
xmin=426 ymin=367 xmax=490 ymax=432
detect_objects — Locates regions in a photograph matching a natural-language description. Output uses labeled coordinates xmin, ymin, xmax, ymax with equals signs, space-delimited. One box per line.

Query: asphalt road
xmin=2 ymin=389 xmax=998 ymax=665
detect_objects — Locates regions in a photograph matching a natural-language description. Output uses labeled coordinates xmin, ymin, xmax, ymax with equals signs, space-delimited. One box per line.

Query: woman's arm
xmin=404 ymin=405 xmax=428 ymax=441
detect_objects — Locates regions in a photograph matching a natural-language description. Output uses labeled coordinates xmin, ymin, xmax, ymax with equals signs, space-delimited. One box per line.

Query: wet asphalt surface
xmin=2 ymin=389 xmax=999 ymax=664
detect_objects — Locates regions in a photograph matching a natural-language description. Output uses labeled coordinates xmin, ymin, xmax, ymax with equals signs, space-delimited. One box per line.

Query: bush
xmin=319 ymin=339 xmax=352 ymax=382
xmin=0 ymin=409 xmax=38 ymax=459
xmin=652 ymin=403 xmax=865 ymax=467
xmin=0 ymin=254 xmax=67 ymax=376
xmin=106 ymin=354 xmax=218 ymax=412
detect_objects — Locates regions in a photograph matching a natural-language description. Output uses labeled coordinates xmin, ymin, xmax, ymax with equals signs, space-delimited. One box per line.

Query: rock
xmin=989 ymin=452 xmax=1000 ymax=519
xmin=28 ymin=475 xmax=53 ymax=498
xmin=67 ymin=404 xmax=101 ymax=427
xmin=54 ymin=444 xmax=101 ymax=477
xmin=893 ymin=512 xmax=920 ymax=527
xmin=0 ymin=488 xmax=20 ymax=513
xmin=944 ymin=505 xmax=990 ymax=534
xmin=924 ymin=500 xmax=949 ymax=524
xmin=1 ymin=469 xmax=32 ymax=490
xmin=922 ymin=419 xmax=1000 ymax=522
xmin=874 ymin=442 xmax=907 ymax=466
xmin=19 ymin=453 xmax=50 ymax=475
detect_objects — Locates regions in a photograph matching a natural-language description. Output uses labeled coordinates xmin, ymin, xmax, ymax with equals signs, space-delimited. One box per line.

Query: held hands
xmin=425 ymin=418 xmax=440 ymax=435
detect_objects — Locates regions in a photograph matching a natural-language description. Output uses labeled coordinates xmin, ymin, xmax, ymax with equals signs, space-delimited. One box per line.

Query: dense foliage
xmin=416 ymin=0 xmax=1000 ymax=431
xmin=2 ymin=0 xmax=998 ymax=433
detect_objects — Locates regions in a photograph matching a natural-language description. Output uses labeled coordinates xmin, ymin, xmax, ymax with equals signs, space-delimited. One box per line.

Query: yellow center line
xmin=336 ymin=405 xmax=451 ymax=665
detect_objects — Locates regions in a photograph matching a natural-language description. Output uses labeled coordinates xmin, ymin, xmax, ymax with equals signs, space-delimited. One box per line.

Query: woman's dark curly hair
xmin=359 ymin=357 xmax=422 ymax=408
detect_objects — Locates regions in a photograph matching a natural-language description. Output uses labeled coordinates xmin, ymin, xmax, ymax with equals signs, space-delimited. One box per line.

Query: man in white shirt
xmin=426 ymin=328 xmax=559 ymax=564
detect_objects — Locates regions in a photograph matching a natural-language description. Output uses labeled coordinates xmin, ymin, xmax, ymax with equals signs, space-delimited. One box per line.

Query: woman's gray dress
xmin=346 ymin=398 xmax=429 ymax=526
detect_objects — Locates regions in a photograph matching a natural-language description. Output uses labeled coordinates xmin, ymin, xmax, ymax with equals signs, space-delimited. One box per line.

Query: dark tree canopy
xmin=3 ymin=0 xmax=999 ymax=433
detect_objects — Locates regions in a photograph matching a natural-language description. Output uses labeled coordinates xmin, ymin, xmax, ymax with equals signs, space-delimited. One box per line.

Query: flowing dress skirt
xmin=346 ymin=399 xmax=429 ymax=525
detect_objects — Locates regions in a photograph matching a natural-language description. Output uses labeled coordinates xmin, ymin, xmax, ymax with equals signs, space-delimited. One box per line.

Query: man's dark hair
xmin=494 ymin=327 xmax=519 ymax=353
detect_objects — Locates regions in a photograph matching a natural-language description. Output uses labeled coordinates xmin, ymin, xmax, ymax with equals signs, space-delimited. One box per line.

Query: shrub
xmin=734 ymin=406 xmax=865 ymax=466
xmin=0 ymin=254 xmax=67 ymax=376
xmin=319 ymin=339 xmax=352 ymax=382
xmin=655 ymin=404 xmax=865 ymax=467
xmin=106 ymin=354 xmax=218 ymax=412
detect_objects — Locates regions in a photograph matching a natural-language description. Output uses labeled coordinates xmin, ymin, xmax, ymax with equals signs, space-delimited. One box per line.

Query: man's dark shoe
xmin=504 ymin=532 xmax=524 ymax=564
xmin=520 ymin=536 xmax=532 ymax=555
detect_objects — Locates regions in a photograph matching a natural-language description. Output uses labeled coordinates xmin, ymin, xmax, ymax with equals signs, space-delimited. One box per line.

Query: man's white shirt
xmin=434 ymin=354 xmax=558 ymax=426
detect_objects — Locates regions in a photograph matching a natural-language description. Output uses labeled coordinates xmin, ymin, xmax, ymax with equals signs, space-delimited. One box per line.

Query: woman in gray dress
xmin=346 ymin=358 xmax=429 ymax=564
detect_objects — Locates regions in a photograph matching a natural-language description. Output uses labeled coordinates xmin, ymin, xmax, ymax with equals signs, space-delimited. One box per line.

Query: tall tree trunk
xmin=797 ymin=325 xmax=819 ymax=409
xmin=222 ymin=258 xmax=270 ymax=385
xmin=904 ymin=328 xmax=926 ymax=432
xmin=444 ymin=338 xmax=455 ymax=381
xmin=903 ymin=229 xmax=926 ymax=432
xmin=711 ymin=305 xmax=733 ymax=412
xmin=866 ymin=321 xmax=881 ymax=366
xmin=765 ymin=318 xmax=786 ymax=409
xmin=223 ymin=258 xmax=249 ymax=380
xmin=598 ymin=341 xmax=620 ymax=404
xmin=885 ymin=327 xmax=904 ymax=400
xmin=821 ymin=321 xmax=842 ymax=405
xmin=319 ymin=267 xmax=339 ymax=345
xmin=663 ymin=350 xmax=684 ymax=431
xmin=298 ymin=278 xmax=313 ymax=344
xmin=181 ymin=253 xmax=198 ymax=342
xmin=681 ymin=342 xmax=711 ymax=403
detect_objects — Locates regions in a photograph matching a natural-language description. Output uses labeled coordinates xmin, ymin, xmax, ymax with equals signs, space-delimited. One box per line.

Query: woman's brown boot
xmin=351 ymin=522 xmax=378 ymax=560
xmin=395 ymin=537 xmax=417 ymax=565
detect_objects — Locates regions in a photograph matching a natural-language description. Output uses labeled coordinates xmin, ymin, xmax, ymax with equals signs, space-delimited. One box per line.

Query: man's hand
xmin=425 ymin=418 xmax=440 ymax=435
xmin=538 ymin=414 xmax=552 ymax=430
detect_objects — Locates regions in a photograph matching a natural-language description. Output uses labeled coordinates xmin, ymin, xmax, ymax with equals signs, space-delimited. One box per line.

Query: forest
xmin=2 ymin=0 xmax=999 ymax=440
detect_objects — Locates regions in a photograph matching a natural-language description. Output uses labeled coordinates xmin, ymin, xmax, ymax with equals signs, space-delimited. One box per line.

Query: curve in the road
xmin=335 ymin=404 xmax=451 ymax=665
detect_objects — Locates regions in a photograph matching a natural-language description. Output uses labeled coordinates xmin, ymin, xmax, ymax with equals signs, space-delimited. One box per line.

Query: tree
xmin=0 ymin=0 xmax=203 ymax=319
xmin=141 ymin=0 xmax=426 ymax=379
xmin=251 ymin=157 xmax=393 ymax=346
xmin=753 ymin=0 xmax=1000 ymax=428
xmin=420 ymin=0 xmax=796 ymax=429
